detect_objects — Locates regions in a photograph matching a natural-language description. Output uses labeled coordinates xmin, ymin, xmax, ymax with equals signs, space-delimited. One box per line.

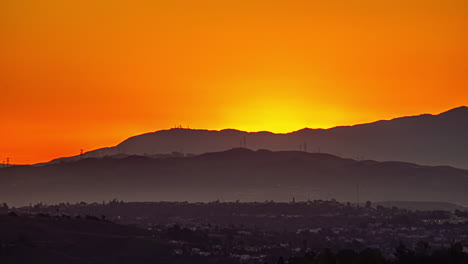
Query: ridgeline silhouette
xmin=47 ymin=106 xmax=468 ymax=169
xmin=2 ymin=149 xmax=468 ymax=206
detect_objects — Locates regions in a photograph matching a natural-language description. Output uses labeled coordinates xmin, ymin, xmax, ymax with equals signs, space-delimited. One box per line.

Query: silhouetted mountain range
xmin=2 ymin=149 xmax=468 ymax=206
xmin=48 ymin=106 xmax=468 ymax=169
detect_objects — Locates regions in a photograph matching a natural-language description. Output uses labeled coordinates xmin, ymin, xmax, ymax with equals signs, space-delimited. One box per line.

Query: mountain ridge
xmin=47 ymin=106 xmax=468 ymax=169
xmin=3 ymin=148 xmax=468 ymax=206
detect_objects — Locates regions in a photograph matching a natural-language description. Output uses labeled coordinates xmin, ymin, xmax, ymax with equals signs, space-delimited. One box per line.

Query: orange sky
xmin=1 ymin=0 xmax=467 ymax=164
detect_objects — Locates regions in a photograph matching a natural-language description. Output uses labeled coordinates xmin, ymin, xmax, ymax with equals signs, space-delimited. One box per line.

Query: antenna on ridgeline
xmin=80 ymin=149 xmax=84 ymax=159
xmin=6 ymin=158 xmax=10 ymax=168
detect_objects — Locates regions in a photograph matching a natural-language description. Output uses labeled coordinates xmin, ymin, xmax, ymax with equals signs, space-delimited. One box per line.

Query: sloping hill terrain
xmin=2 ymin=149 xmax=468 ymax=206
xmin=0 ymin=213 xmax=175 ymax=264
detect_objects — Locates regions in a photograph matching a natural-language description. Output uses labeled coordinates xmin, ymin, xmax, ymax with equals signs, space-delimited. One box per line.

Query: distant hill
xmin=48 ymin=106 xmax=468 ymax=169
xmin=2 ymin=149 xmax=468 ymax=207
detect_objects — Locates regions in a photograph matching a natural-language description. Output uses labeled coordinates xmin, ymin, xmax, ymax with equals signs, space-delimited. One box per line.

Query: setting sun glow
xmin=1 ymin=0 xmax=467 ymax=164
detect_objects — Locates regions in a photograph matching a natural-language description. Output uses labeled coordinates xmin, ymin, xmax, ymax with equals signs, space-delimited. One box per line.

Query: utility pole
xmin=356 ymin=184 xmax=360 ymax=207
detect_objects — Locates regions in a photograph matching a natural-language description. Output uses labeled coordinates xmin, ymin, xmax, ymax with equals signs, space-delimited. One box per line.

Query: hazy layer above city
xmin=2 ymin=148 xmax=468 ymax=207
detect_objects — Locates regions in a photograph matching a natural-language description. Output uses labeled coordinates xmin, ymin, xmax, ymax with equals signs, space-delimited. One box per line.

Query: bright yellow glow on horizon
xmin=1 ymin=0 xmax=468 ymax=164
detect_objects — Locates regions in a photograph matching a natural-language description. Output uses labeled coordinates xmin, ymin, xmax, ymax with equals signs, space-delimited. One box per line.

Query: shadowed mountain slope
xmin=49 ymin=106 xmax=468 ymax=169
xmin=3 ymin=149 xmax=468 ymax=206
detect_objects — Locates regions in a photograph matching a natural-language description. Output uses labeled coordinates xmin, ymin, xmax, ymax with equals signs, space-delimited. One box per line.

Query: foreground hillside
xmin=3 ymin=202 xmax=468 ymax=264
xmin=0 ymin=213 xmax=177 ymax=264
xmin=2 ymin=149 xmax=468 ymax=206
xmin=50 ymin=106 xmax=468 ymax=169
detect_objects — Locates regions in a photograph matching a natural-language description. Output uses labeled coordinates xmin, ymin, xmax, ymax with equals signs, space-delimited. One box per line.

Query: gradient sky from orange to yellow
xmin=1 ymin=0 xmax=467 ymax=164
